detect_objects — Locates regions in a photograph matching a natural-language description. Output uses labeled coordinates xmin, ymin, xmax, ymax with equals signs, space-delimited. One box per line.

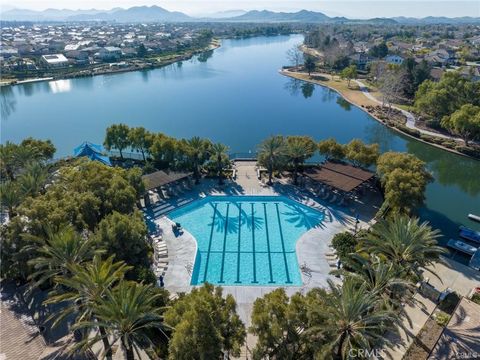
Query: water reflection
xmin=0 ymin=86 xmax=16 ymax=121
xmin=336 ymin=97 xmax=351 ymax=111
xmin=197 ymin=50 xmax=214 ymax=63
xmin=364 ymin=121 xmax=398 ymax=153
xmin=141 ymin=70 xmax=150 ymax=82
xmin=49 ymin=79 xmax=72 ymax=93
xmin=284 ymin=78 xmax=301 ymax=96
xmin=407 ymin=139 xmax=480 ymax=196
xmin=301 ymin=82 xmax=314 ymax=99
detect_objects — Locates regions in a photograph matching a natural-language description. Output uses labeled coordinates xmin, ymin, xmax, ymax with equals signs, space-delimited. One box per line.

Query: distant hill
xmin=1 ymin=6 xmax=478 ymax=24
xmin=225 ymin=9 xmax=397 ymax=24
xmin=227 ymin=10 xmax=331 ymax=23
xmin=393 ymin=16 xmax=480 ymax=24
xmin=206 ymin=9 xmax=247 ymax=19
xmin=1 ymin=5 xmax=191 ymax=22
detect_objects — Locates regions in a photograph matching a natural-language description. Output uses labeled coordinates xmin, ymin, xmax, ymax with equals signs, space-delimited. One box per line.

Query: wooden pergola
xmin=304 ymin=161 xmax=374 ymax=193
xmin=142 ymin=170 xmax=192 ymax=191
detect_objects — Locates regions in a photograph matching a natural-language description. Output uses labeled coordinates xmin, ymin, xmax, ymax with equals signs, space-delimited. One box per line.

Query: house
xmin=41 ymin=53 xmax=69 ymax=68
xmin=384 ymin=55 xmax=404 ymax=65
xmin=95 ymin=46 xmax=122 ymax=61
xmin=65 ymin=50 xmax=89 ymax=65
xmin=425 ymin=49 xmax=456 ymax=67
xmin=349 ymin=52 xmax=372 ymax=70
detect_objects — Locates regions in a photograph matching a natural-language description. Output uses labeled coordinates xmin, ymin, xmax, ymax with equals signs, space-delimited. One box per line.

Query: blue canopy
xmin=73 ymin=141 xmax=112 ymax=166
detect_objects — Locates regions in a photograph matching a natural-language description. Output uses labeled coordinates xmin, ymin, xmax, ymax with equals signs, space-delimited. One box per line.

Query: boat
xmin=459 ymin=226 xmax=480 ymax=244
xmin=470 ymin=249 xmax=480 ymax=271
xmin=447 ymin=239 xmax=478 ymax=256
xmin=468 ymin=213 xmax=480 ymax=223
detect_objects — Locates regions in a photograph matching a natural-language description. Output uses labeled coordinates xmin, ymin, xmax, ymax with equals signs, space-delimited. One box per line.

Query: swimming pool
xmin=168 ymin=196 xmax=325 ymax=286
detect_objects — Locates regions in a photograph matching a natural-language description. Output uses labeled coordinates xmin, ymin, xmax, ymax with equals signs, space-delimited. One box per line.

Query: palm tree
xmin=333 ymin=255 xmax=414 ymax=310
xmin=286 ymin=136 xmax=316 ymax=185
xmin=360 ymin=216 xmax=445 ymax=281
xmin=306 ymin=278 xmax=398 ymax=359
xmin=45 ymin=255 xmax=131 ymax=360
xmin=74 ymin=281 xmax=168 ymax=360
xmin=18 ymin=161 xmax=49 ymax=197
xmin=209 ymin=143 xmax=229 ymax=185
xmin=26 ymin=225 xmax=98 ymax=289
xmin=258 ymin=136 xmax=286 ymax=185
xmin=186 ymin=137 xmax=210 ymax=184
xmin=0 ymin=180 xmax=21 ymax=218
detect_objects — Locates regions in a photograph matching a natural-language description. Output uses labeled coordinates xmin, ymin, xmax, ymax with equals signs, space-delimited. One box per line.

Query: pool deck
xmin=150 ymin=161 xmax=382 ymax=326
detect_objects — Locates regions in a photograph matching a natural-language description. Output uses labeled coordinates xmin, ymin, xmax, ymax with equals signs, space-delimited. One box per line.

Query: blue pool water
xmin=168 ymin=196 xmax=324 ymax=286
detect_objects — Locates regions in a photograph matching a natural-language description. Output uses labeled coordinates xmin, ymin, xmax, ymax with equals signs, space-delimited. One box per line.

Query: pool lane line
xmin=203 ymin=203 xmax=218 ymax=283
xmin=263 ymin=203 xmax=275 ymax=284
xmin=251 ymin=203 xmax=258 ymax=283
xmin=219 ymin=203 xmax=230 ymax=283
xmin=235 ymin=203 xmax=242 ymax=284
xmin=275 ymin=203 xmax=292 ymax=283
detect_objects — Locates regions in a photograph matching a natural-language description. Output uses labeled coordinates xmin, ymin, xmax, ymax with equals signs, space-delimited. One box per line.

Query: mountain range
xmin=1 ymin=5 xmax=479 ymax=24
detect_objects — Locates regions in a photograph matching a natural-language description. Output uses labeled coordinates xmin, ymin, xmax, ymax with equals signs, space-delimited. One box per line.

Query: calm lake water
xmin=1 ymin=35 xmax=479 ymax=254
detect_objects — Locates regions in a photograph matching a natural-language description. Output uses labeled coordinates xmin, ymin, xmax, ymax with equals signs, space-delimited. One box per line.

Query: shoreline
xmin=280 ymin=69 xmax=478 ymax=160
xmin=0 ymin=39 xmax=221 ymax=87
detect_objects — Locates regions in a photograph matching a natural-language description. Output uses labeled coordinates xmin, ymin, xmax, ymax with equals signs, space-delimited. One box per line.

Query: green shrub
xmin=396 ymin=124 xmax=421 ymax=138
xmin=434 ymin=312 xmax=451 ymax=327
xmin=471 ymin=293 xmax=480 ymax=305
xmin=331 ymin=232 xmax=357 ymax=263
xmin=425 ymin=119 xmax=442 ymax=129
xmin=455 ymin=146 xmax=480 ymax=159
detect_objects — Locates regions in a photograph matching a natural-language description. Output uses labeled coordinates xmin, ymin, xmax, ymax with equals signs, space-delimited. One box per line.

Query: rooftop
xmin=142 ymin=170 xmax=192 ymax=190
xmin=304 ymin=161 xmax=374 ymax=193
xmin=41 ymin=53 xmax=68 ymax=64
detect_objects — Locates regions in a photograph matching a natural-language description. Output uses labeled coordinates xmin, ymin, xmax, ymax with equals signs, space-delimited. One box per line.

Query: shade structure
xmin=304 ymin=161 xmax=374 ymax=193
xmin=73 ymin=141 xmax=112 ymax=166
xmin=142 ymin=170 xmax=192 ymax=191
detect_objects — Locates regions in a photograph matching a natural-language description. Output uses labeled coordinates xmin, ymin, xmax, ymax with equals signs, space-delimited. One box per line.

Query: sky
xmin=2 ymin=0 xmax=479 ymax=18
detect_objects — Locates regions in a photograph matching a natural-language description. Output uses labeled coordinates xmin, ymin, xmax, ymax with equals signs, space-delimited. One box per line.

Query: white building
xmin=41 ymin=54 xmax=69 ymax=68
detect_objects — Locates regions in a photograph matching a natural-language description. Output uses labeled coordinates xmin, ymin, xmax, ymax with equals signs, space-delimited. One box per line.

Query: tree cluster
xmin=414 ymin=71 xmax=480 ymax=135
xmin=250 ymin=215 xmax=444 ymax=359
xmin=104 ymin=124 xmax=230 ymax=184
xmin=376 ymin=152 xmax=433 ymax=215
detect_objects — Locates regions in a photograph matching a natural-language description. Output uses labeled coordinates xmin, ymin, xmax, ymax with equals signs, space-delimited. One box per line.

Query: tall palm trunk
xmin=217 ymin=155 xmax=223 ymax=185
xmin=99 ymin=326 xmax=113 ymax=360
xmin=336 ymin=332 xmax=347 ymax=359
xmin=194 ymin=158 xmax=200 ymax=184
xmin=141 ymin=148 xmax=146 ymax=161
xmin=122 ymin=338 xmax=135 ymax=360
xmin=268 ymin=159 xmax=273 ymax=185
xmin=293 ymin=160 xmax=299 ymax=185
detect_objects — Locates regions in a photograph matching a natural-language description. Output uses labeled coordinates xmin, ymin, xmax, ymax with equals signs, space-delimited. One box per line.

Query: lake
xmin=1 ymin=34 xmax=479 ymax=255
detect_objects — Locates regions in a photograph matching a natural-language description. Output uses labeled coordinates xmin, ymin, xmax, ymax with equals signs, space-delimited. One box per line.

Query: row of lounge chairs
xmin=152 ymin=235 xmax=168 ymax=277
xmin=326 ymin=244 xmax=341 ymax=270
xmin=147 ymin=180 xmax=194 ymax=204
xmin=307 ymin=183 xmax=352 ymax=207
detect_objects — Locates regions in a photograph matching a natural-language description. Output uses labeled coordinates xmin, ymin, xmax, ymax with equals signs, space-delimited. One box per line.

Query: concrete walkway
xmin=354 ymin=79 xmax=463 ymax=141
xmin=382 ymin=293 xmax=437 ymax=360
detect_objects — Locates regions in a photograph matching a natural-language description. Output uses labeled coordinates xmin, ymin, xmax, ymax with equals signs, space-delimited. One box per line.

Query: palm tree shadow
xmin=282 ymin=202 xmax=325 ymax=229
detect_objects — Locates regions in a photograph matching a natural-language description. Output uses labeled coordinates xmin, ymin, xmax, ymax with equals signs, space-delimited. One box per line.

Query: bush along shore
xmin=280 ymin=69 xmax=480 ymax=160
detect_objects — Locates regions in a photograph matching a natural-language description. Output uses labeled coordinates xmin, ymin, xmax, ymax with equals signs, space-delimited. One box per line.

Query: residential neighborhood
xmin=0 ymin=23 xmax=214 ymax=77
xmin=304 ymin=23 xmax=480 ymax=82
